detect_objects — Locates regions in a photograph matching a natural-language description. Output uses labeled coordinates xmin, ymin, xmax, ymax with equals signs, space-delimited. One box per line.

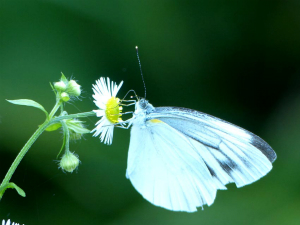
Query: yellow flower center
xmin=105 ymin=97 xmax=122 ymax=124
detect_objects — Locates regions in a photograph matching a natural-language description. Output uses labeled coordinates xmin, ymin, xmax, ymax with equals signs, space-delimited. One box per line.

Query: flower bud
xmin=61 ymin=92 xmax=70 ymax=102
xmin=59 ymin=151 xmax=80 ymax=173
xmin=67 ymin=80 xmax=81 ymax=97
xmin=54 ymin=81 xmax=67 ymax=92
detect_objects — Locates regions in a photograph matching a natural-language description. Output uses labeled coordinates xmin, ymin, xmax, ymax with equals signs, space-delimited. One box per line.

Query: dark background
xmin=1 ymin=0 xmax=300 ymax=224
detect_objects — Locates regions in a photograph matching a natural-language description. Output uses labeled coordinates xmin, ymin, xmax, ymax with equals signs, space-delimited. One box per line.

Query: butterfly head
xmin=136 ymin=98 xmax=154 ymax=114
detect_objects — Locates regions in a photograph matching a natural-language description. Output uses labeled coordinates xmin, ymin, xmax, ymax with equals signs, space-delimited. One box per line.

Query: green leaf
xmin=60 ymin=72 xmax=68 ymax=83
xmin=9 ymin=183 xmax=26 ymax=197
xmin=45 ymin=122 xmax=62 ymax=131
xmin=7 ymin=99 xmax=49 ymax=118
xmin=65 ymin=119 xmax=90 ymax=134
xmin=49 ymin=82 xmax=57 ymax=96
xmin=0 ymin=182 xmax=26 ymax=197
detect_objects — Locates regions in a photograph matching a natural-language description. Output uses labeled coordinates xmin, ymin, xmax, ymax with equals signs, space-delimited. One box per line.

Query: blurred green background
xmin=1 ymin=0 xmax=300 ymax=224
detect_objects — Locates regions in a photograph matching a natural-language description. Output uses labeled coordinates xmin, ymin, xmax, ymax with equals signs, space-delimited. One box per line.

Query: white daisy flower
xmin=92 ymin=77 xmax=123 ymax=145
xmin=2 ymin=219 xmax=24 ymax=225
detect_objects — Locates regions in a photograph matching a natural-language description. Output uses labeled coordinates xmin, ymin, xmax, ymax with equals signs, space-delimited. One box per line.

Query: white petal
xmin=93 ymin=109 xmax=105 ymax=117
xmin=113 ymin=80 xmax=123 ymax=97
xmin=92 ymin=115 xmax=115 ymax=145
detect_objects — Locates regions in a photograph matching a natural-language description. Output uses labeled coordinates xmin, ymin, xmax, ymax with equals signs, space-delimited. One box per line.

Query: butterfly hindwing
xmin=126 ymin=119 xmax=218 ymax=212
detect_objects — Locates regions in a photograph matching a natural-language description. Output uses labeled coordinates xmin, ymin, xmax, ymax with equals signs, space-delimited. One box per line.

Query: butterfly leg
xmin=120 ymin=99 xmax=136 ymax=107
xmin=121 ymin=111 xmax=134 ymax=115
xmin=120 ymin=103 xmax=136 ymax=107
xmin=115 ymin=125 xmax=131 ymax=129
xmin=121 ymin=100 xmax=136 ymax=102
xmin=114 ymin=118 xmax=134 ymax=129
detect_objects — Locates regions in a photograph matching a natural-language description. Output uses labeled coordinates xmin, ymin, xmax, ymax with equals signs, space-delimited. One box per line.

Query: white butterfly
xmin=123 ymin=98 xmax=276 ymax=212
xmin=92 ymin=47 xmax=276 ymax=212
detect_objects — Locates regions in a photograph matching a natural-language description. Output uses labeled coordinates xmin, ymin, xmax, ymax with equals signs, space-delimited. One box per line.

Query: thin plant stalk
xmin=0 ymin=110 xmax=95 ymax=200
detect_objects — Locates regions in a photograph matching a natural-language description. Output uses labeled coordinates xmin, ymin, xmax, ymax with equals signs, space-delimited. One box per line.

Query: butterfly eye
xmin=139 ymin=99 xmax=147 ymax=109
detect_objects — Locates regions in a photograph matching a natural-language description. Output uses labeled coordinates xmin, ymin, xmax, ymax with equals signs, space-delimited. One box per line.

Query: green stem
xmin=51 ymin=111 xmax=96 ymax=123
xmin=0 ymin=120 xmax=49 ymax=198
xmin=0 ymin=110 xmax=96 ymax=200
xmin=61 ymin=120 xmax=70 ymax=152
xmin=49 ymin=99 xmax=62 ymax=119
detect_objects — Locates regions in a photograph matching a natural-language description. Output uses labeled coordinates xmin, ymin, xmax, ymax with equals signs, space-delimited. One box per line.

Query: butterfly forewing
xmin=147 ymin=107 xmax=275 ymax=188
xmin=151 ymin=107 xmax=276 ymax=163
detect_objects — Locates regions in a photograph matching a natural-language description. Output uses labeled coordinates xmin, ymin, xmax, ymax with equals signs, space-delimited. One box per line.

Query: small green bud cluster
xmin=50 ymin=74 xmax=88 ymax=173
xmin=53 ymin=73 xmax=81 ymax=102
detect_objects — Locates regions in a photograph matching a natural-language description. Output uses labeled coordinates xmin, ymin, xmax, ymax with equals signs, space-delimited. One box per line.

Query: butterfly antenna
xmin=122 ymin=89 xmax=138 ymax=101
xmin=135 ymin=46 xmax=146 ymax=98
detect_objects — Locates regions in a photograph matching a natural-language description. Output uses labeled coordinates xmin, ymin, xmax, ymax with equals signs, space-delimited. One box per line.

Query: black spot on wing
xmin=204 ymin=150 xmax=237 ymax=179
xmin=206 ymin=165 xmax=216 ymax=177
xmin=250 ymin=135 xmax=277 ymax=163
xmin=219 ymin=159 xmax=237 ymax=174
xmin=205 ymin=157 xmax=238 ymax=187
